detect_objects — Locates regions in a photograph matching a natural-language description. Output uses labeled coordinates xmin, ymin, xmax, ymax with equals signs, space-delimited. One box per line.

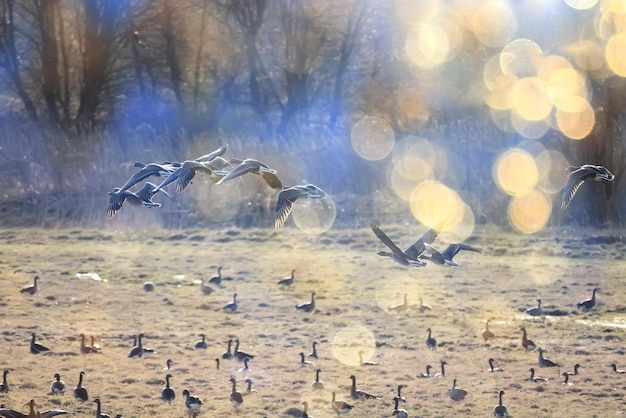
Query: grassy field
xmin=0 ymin=225 xmax=625 ymax=417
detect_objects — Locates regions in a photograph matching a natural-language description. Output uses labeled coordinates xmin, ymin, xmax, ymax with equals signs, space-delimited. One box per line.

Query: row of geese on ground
xmin=106 ymin=144 xmax=328 ymax=229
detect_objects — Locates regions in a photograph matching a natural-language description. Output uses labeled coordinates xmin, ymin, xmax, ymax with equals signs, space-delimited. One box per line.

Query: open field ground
xmin=1 ymin=225 xmax=626 ymax=417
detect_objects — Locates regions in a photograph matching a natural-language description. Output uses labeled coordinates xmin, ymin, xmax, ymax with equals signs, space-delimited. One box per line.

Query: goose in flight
xmin=216 ymin=158 xmax=283 ymax=190
xmin=561 ymin=164 xmax=614 ymax=210
xmin=274 ymin=184 xmax=327 ymax=229
xmin=116 ymin=162 xmax=180 ymax=193
xmin=420 ymin=242 xmax=481 ymax=266
xmin=106 ymin=182 xmax=168 ymax=219
xmin=370 ymin=223 xmax=439 ymax=267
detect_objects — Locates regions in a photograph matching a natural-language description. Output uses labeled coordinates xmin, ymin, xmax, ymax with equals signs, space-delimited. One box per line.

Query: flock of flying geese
xmin=2 ymin=159 xmax=617 ymax=417
xmin=105 ymin=144 xmax=328 ymax=229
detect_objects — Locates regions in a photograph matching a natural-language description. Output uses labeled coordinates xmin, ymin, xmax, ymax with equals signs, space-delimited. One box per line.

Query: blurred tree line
xmin=0 ymin=0 xmax=624 ymax=228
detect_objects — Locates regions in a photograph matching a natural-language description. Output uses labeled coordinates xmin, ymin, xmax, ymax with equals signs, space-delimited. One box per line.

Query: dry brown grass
xmin=0 ymin=226 xmax=625 ymax=417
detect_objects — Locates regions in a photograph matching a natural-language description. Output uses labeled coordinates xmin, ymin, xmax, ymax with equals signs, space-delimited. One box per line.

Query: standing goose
xmin=237 ymin=357 xmax=251 ymax=372
xmin=128 ymin=334 xmax=143 ymax=358
xmin=331 ymin=391 xmax=354 ymax=415
xmin=224 ymin=293 xmax=238 ymax=313
xmin=482 ymin=318 xmax=495 ymax=341
xmin=80 ymin=334 xmax=101 ymax=354
xmin=0 ymin=370 xmax=8 ymax=393
xmin=274 ymin=184 xmax=327 ymax=229
xmin=435 ymin=360 xmax=447 ymax=378
xmin=418 ymin=365 xmax=432 ymax=378
xmin=349 ymin=375 xmax=381 ymax=400
xmin=301 ymin=400 xmax=310 ymax=418
xmin=93 ymin=398 xmax=111 ymax=418
xmin=194 ymin=334 xmax=208 ymax=349
xmin=51 ymin=373 xmax=65 ymax=395
xmin=229 ymin=377 xmax=244 ymax=411
xmin=161 ymin=374 xmax=176 ymax=402
xmin=215 ymin=358 xmax=220 ymax=370
xmin=200 ymin=278 xmax=214 ymax=295
xmin=296 ymin=292 xmax=316 ymax=313
xmin=420 ymin=242 xmax=482 ymax=266
xmin=222 ymin=339 xmax=234 ymax=359
xmin=577 ymin=288 xmax=599 ymax=311
xmin=561 ymin=164 xmax=614 ymax=210
xmin=311 ymin=368 xmax=324 ymax=389
xmin=525 ymin=299 xmax=543 ymax=317
xmin=416 ymin=297 xmax=432 ymax=312
xmin=527 ymin=368 xmax=548 ymax=382
xmin=370 ymin=223 xmax=439 ymax=267
xmin=426 ymin=328 xmax=437 ymax=350
xmin=163 ymin=359 xmax=173 ymax=370
xmin=612 ymin=363 xmax=626 ymax=374
xmin=233 ymin=339 xmax=255 ymax=361
xmin=278 ymin=269 xmax=295 ymax=286
xmin=493 ymin=390 xmax=508 ymax=417
xmin=395 ymin=384 xmax=406 ymax=403
xmin=388 ymin=293 xmax=408 ymax=313
xmin=392 ymin=396 xmax=408 ymax=418
xmin=299 ymin=352 xmax=314 ymax=367
xmin=308 ymin=341 xmax=319 ymax=359
xmin=488 ymin=358 xmax=503 ymax=372
xmin=244 ymin=378 xmax=257 ymax=394
xmin=208 ymin=267 xmax=223 ymax=286
xmin=358 ymin=350 xmax=378 ymax=366
xmin=106 ymin=182 xmax=166 ymax=219
xmin=448 ymin=378 xmax=467 ymax=401
xmin=538 ymin=349 xmax=559 ymax=368
xmin=20 ymin=276 xmax=39 ymax=295
xmin=182 ymin=389 xmax=203 ymax=417
xmin=216 ymin=158 xmax=283 ymax=190
xmin=73 ymin=371 xmax=88 ymax=402
xmin=566 ymin=364 xmax=581 ymax=376
xmin=0 ymin=399 xmax=71 ymax=418
xmin=520 ymin=327 xmax=536 ymax=350
xmin=30 ymin=332 xmax=50 ymax=354
xmin=561 ymin=372 xmax=572 ymax=386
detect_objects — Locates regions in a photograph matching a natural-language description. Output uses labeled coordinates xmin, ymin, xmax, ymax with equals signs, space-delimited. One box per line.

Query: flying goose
xmin=80 ymin=334 xmax=101 ymax=354
xmin=30 ymin=332 xmax=50 ymax=354
xmin=488 ymin=358 xmax=503 ymax=372
xmin=274 ymin=184 xmax=327 ymax=229
xmin=426 ymin=328 xmax=437 ymax=350
xmin=311 ymin=368 xmax=324 ymax=389
xmin=331 ymin=391 xmax=354 ymax=415
xmin=561 ymin=164 xmax=614 ymax=210
xmin=370 ymin=223 xmax=439 ymax=266
xmin=435 ymin=360 xmax=447 ymax=378
xmin=527 ymin=368 xmax=548 ymax=382
xmin=244 ymin=378 xmax=257 ymax=394
xmin=493 ymin=390 xmax=508 ymax=417
xmin=229 ymin=377 xmax=244 ymax=411
xmin=222 ymin=339 xmax=234 ymax=359
xmin=233 ymin=339 xmax=255 ymax=362
xmin=296 ymin=292 xmax=316 ymax=313
xmin=525 ymin=299 xmax=543 ymax=317
xmin=308 ymin=341 xmax=319 ymax=359
xmin=194 ymin=334 xmax=208 ymax=349
xmin=161 ymin=374 xmax=176 ymax=402
xmin=418 ymin=365 xmax=432 ymax=378
xmin=182 ymin=389 xmax=203 ymax=417
xmin=278 ymin=269 xmax=295 ymax=286
xmin=299 ymin=352 xmax=314 ymax=367
xmin=73 ymin=371 xmax=88 ymax=401
xmin=388 ymin=293 xmax=408 ymax=313
xmin=448 ymin=378 xmax=467 ymax=401
xmin=482 ymin=318 xmax=495 ymax=341
xmin=538 ymin=348 xmax=559 ymax=368
xmin=224 ymin=293 xmax=238 ymax=313
xmin=611 ymin=363 xmax=625 ymax=374
xmin=358 ymin=350 xmax=378 ymax=366
xmin=420 ymin=242 xmax=482 ymax=266
xmin=94 ymin=398 xmax=112 ymax=418
xmin=106 ymin=182 xmax=167 ymax=219
xmin=566 ymin=364 xmax=581 ymax=376
xmin=194 ymin=144 xmax=229 ymax=163
xmin=392 ymin=396 xmax=408 ymax=418
xmin=208 ymin=266 xmax=223 ymax=286
xmin=0 ymin=370 xmax=8 ymax=393
xmin=0 ymin=399 xmax=71 ymax=418
xmin=216 ymin=158 xmax=283 ymax=190
xmin=154 ymin=160 xmax=222 ymax=193
xmin=349 ymin=375 xmax=381 ymax=400
xmin=520 ymin=327 xmax=536 ymax=350
xmin=20 ymin=276 xmax=39 ymax=295
xmin=116 ymin=161 xmax=180 ymax=193
xmin=577 ymin=288 xmax=599 ymax=311
xmin=51 ymin=373 xmax=65 ymax=395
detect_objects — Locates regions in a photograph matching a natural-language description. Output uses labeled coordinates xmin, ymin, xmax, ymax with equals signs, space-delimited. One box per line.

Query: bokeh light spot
xmin=494 ymin=149 xmax=538 ymax=197
xmin=512 ymin=77 xmax=552 ymax=121
xmin=500 ymin=39 xmax=543 ymax=77
xmin=508 ymin=190 xmax=552 ymax=234
xmin=390 ymin=156 xmax=433 ymax=200
xmin=556 ymin=98 xmax=595 ymax=140
xmin=351 ymin=116 xmax=395 ymax=161
xmin=564 ymin=0 xmax=599 ymax=10
xmin=605 ymin=33 xmax=626 ymax=77
xmin=291 ymin=194 xmax=337 ymax=234
xmin=394 ymin=0 xmax=440 ymax=25
xmin=536 ymin=149 xmax=569 ymax=194
xmin=332 ymin=325 xmax=376 ymax=366
xmin=405 ymin=23 xmax=450 ymax=69
xmin=409 ymin=180 xmax=464 ymax=229
xmin=471 ymin=2 xmax=517 ymax=47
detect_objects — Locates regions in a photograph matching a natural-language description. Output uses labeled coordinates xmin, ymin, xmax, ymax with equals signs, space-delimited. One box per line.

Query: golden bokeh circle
xmin=390 ymin=156 xmax=434 ymax=200
xmin=500 ymin=38 xmax=543 ymax=77
xmin=605 ymin=33 xmax=626 ymax=76
xmin=512 ymin=77 xmax=553 ymax=121
xmin=556 ymin=98 xmax=595 ymax=140
xmin=536 ymin=149 xmax=570 ymax=194
xmin=350 ymin=115 xmax=395 ymax=161
xmin=405 ymin=23 xmax=450 ymax=69
xmin=409 ymin=180 xmax=464 ymax=230
xmin=332 ymin=325 xmax=377 ymax=366
xmin=493 ymin=149 xmax=538 ymax=197
xmin=471 ymin=2 xmax=518 ymax=47
xmin=564 ymin=0 xmax=599 ymax=10
xmin=508 ymin=190 xmax=552 ymax=234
